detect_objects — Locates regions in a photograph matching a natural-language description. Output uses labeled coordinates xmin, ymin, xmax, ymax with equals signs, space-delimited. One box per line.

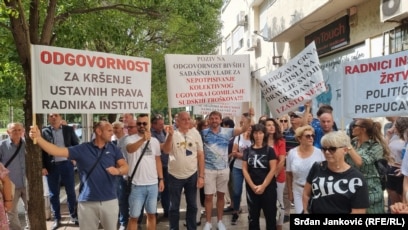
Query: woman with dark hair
xmin=303 ymin=131 xmax=369 ymax=214
xmin=346 ymin=118 xmax=392 ymax=213
xmin=265 ymin=118 xmax=286 ymax=230
xmin=242 ymin=124 xmax=277 ymax=230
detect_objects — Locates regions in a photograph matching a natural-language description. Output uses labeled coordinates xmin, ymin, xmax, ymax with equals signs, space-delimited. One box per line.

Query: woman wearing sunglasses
xmin=302 ymin=131 xmax=369 ymax=213
xmin=278 ymin=114 xmax=290 ymax=132
xmin=346 ymin=118 xmax=392 ymax=213
xmin=286 ymin=125 xmax=324 ymax=213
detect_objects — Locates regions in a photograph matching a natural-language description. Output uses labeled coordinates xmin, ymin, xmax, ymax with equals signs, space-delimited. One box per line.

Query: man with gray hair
xmin=0 ymin=122 xmax=29 ymax=229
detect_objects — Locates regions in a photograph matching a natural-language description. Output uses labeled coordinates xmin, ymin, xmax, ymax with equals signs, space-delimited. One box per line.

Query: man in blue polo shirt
xmin=29 ymin=121 xmax=128 ymax=230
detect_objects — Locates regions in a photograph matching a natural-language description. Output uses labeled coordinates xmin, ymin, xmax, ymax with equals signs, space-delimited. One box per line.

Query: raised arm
xmin=29 ymin=125 xmax=69 ymax=158
xmin=127 ymin=131 xmax=150 ymax=154
xmin=162 ymin=125 xmax=174 ymax=154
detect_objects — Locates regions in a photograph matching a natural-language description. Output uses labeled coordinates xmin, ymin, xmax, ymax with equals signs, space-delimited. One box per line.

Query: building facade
xmin=219 ymin=0 xmax=407 ymax=125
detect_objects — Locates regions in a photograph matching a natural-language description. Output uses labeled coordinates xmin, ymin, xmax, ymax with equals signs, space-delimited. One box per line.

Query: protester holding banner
xmin=286 ymin=125 xmax=324 ymax=213
xmin=162 ymin=111 xmax=205 ymax=230
xmin=201 ymin=110 xmax=252 ymax=230
xmin=303 ymin=131 xmax=369 ymax=214
xmin=265 ymin=118 xmax=286 ymax=230
xmin=345 ymin=118 xmax=392 ymax=213
xmin=125 ymin=114 xmax=164 ymax=230
xmin=242 ymin=123 xmax=277 ymax=230
xmin=29 ymin=121 xmax=129 ymax=230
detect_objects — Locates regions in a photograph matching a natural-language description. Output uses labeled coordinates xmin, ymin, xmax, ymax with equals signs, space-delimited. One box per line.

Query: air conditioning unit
xmin=237 ymin=11 xmax=247 ymax=26
xmin=247 ymin=35 xmax=258 ymax=51
xmin=380 ymin=0 xmax=408 ymax=22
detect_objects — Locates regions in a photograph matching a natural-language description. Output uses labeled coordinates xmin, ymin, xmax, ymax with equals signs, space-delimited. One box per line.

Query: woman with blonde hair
xmin=346 ymin=118 xmax=392 ymax=213
xmin=286 ymin=125 xmax=324 ymax=213
xmin=0 ymin=163 xmax=13 ymax=229
xmin=303 ymin=131 xmax=369 ymax=213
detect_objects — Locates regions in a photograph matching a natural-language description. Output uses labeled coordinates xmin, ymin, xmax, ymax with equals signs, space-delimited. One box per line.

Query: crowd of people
xmin=0 ymin=104 xmax=406 ymax=230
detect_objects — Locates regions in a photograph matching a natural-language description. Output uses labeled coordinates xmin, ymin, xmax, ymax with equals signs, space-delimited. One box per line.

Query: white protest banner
xmin=31 ymin=45 xmax=151 ymax=114
xmin=258 ymin=42 xmax=325 ymax=118
xmin=342 ymin=51 xmax=408 ymax=118
xmin=193 ymin=103 xmax=243 ymax=118
xmin=165 ymin=54 xmax=250 ymax=108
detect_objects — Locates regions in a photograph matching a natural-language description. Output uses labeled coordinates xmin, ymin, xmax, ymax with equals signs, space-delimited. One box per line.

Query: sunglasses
xmin=280 ymin=120 xmax=288 ymax=123
xmin=303 ymin=134 xmax=315 ymax=139
xmin=352 ymin=124 xmax=363 ymax=129
xmin=290 ymin=114 xmax=300 ymax=118
xmin=321 ymin=146 xmax=342 ymax=154
xmin=136 ymin=122 xmax=148 ymax=126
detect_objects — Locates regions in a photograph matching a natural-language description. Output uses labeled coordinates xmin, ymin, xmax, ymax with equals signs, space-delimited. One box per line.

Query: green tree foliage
xmin=0 ymin=0 xmax=222 ymax=228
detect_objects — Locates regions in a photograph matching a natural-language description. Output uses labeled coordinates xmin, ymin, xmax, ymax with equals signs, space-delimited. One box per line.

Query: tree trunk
xmin=24 ymin=66 xmax=47 ymax=229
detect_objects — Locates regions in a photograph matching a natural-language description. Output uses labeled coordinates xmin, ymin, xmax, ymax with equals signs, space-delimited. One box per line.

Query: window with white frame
xmin=225 ymin=36 xmax=232 ymax=55
xmin=232 ymin=26 xmax=244 ymax=52
xmin=383 ymin=24 xmax=408 ymax=55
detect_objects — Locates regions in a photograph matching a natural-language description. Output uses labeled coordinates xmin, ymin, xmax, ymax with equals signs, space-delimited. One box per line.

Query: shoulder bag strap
xmin=129 ymin=140 xmax=150 ymax=182
xmin=5 ymin=138 xmax=23 ymax=168
xmin=79 ymin=147 xmax=106 ymax=193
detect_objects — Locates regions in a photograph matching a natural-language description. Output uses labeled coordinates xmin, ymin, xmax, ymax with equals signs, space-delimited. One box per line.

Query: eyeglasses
xmin=321 ymin=146 xmax=342 ymax=154
xmin=126 ymin=126 xmax=137 ymax=129
xmin=136 ymin=122 xmax=148 ymax=126
xmin=303 ymin=134 xmax=315 ymax=139
xmin=280 ymin=120 xmax=288 ymax=123
xmin=352 ymin=124 xmax=363 ymax=129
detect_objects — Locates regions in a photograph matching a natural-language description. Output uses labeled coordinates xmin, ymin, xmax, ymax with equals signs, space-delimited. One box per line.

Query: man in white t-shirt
xmin=125 ymin=114 xmax=164 ymax=230
xmin=163 ymin=111 xmax=205 ymax=230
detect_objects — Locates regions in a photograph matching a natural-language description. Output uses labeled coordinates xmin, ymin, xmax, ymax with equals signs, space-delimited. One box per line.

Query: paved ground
xmin=17 ymin=176 xmax=388 ymax=229
xmin=18 ymin=183 xmax=291 ymax=230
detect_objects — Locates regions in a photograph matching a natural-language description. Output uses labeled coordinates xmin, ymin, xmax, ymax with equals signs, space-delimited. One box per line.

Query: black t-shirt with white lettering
xmin=306 ymin=161 xmax=369 ymax=214
xmin=243 ymin=145 xmax=277 ymax=185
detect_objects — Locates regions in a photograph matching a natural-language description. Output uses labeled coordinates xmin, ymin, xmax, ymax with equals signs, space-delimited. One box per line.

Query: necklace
xmin=329 ymin=163 xmax=349 ymax=172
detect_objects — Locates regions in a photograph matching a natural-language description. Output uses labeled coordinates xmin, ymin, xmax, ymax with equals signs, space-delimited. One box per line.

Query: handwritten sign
xmin=258 ymin=42 xmax=325 ymax=118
